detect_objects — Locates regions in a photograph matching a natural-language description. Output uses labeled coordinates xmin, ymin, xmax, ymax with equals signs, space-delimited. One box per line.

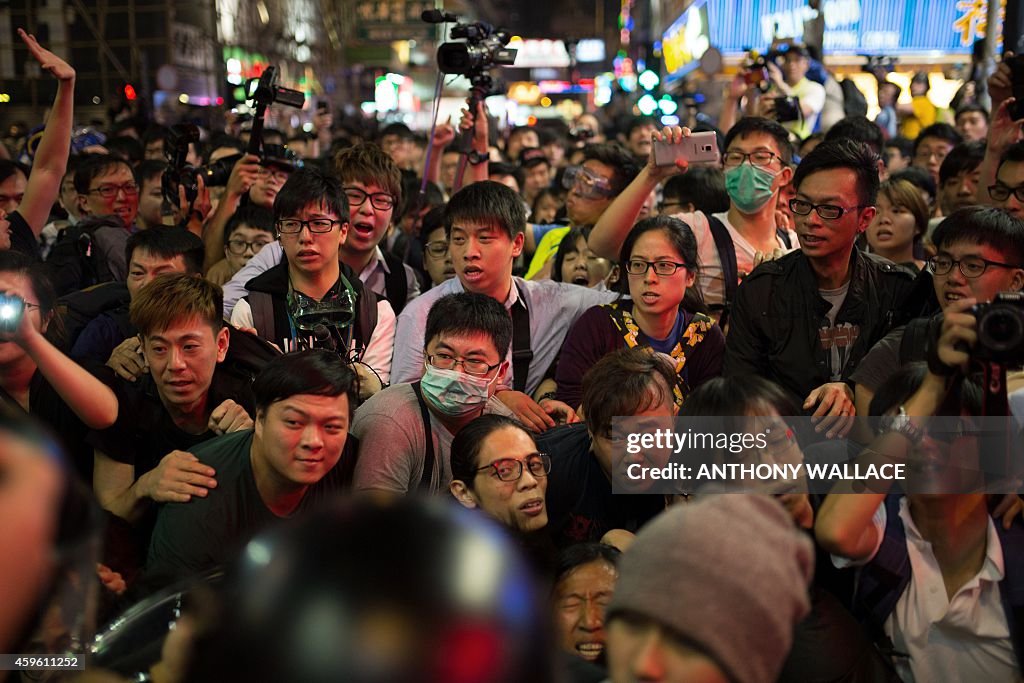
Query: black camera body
xmin=774 ymin=95 xmax=801 ymax=122
xmin=0 ymin=293 xmax=25 ymax=335
xmin=436 ymin=20 xmax=517 ymax=77
xmin=973 ymin=292 xmax=1024 ymax=366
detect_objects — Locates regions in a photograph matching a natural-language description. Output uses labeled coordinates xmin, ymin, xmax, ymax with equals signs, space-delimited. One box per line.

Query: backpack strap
xmin=510 ymin=284 xmax=532 ymax=394
xmin=706 ymin=215 xmax=738 ymax=329
xmin=381 ymin=252 xmax=409 ymax=315
xmin=355 ymin=286 xmax=379 ymax=360
xmin=776 ymin=227 xmax=792 ymax=249
xmin=410 ymin=381 xmax=436 ymax=491
xmin=248 ymin=291 xmax=277 ymax=343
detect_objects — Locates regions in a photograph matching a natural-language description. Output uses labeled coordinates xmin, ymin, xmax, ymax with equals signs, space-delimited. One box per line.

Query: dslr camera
xmin=973 ymin=293 xmax=1024 ymax=366
xmin=773 ymin=96 xmax=801 ymax=123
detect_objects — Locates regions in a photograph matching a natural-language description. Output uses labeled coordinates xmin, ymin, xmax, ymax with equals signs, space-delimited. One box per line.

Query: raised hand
xmin=18 ymin=29 xmax=74 ymax=82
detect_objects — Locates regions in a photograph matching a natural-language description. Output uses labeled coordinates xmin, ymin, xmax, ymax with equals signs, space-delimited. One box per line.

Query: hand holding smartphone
xmin=652 ymin=130 xmax=719 ymax=167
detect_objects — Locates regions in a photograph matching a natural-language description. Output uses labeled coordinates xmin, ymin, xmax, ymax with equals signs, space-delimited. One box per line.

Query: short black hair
xmin=380 ymin=122 xmax=414 ymax=140
xmin=104 ymin=136 xmax=144 ymax=165
xmin=679 ymin=376 xmax=799 ymax=417
xmin=0 ymin=159 xmax=29 ymax=185
xmin=624 ymin=116 xmax=657 ymax=137
xmin=134 ymin=159 xmax=167 ymax=187
xmin=932 ymin=206 xmax=1024 ymax=266
xmin=445 ymin=180 xmax=526 ymax=241
xmin=939 ymin=140 xmax=986 ymax=184
xmin=912 ymin=123 xmax=962 ymax=158
xmin=891 ymin=166 xmax=936 ymax=202
xmin=723 ymin=117 xmax=793 ymax=165
xmin=792 ymin=138 xmax=879 ymax=206
xmin=884 ymin=137 xmax=914 ymax=161
xmin=824 ymin=116 xmax=884 ymax=157
xmin=424 ymin=293 xmax=512 ymax=359
xmin=488 ymin=162 xmax=525 ymax=192
xmin=450 ymin=414 xmax=532 ymax=489
xmin=74 ymin=154 xmax=134 ymax=194
xmin=581 ymin=142 xmax=641 ymax=194
xmin=552 ymin=227 xmax=590 ymax=283
xmin=582 ymin=347 xmax=679 ymax=437
xmin=224 ymin=205 xmax=275 ymax=246
xmin=997 ymin=141 xmax=1024 ymax=176
xmin=253 ymin=349 xmax=358 ymax=418
xmin=662 ymin=166 xmax=729 ymax=214
xmin=553 ymin=542 xmax=622 ymax=588
xmin=273 ymin=166 xmax=348 ymax=224
xmin=955 ymin=103 xmax=989 ymax=123
xmin=126 ymin=227 xmax=205 ymax=275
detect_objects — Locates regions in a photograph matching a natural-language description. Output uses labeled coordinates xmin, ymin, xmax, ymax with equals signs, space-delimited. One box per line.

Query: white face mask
xmin=420 ymin=363 xmax=499 ymax=416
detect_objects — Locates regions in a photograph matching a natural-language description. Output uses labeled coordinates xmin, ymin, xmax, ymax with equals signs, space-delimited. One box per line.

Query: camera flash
xmin=0 ymin=305 xmax=14 ymax=320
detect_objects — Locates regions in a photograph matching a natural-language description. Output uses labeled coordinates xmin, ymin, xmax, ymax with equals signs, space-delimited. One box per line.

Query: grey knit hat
xmin=606 ymin=495 xmax=814 ymax=683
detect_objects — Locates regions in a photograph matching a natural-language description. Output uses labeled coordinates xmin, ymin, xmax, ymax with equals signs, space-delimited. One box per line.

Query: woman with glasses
xmin=554 ymin=215 xmax=725 ymax=411
xmin=865 ymin=179 xmax=929 ymax=273
xmin=450 ymin=414 xmax=551 ymax=536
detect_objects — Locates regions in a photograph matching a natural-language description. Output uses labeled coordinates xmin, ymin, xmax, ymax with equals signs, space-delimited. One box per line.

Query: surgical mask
xmin=724 ymin=163 xmax=777 ymax=214
xmin=420 ymin=364 xmax=497 ymax=417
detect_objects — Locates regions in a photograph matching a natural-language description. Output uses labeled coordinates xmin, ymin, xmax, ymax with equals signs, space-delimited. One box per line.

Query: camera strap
xmin=510 ymin=285 xmax=532 ymax=394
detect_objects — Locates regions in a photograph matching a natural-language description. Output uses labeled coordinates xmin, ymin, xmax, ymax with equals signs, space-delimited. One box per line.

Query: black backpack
xmin=50 ymin=282 xmax=132 ymax=354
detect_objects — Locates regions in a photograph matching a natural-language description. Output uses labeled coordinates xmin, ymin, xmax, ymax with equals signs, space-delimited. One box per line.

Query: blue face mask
xmin=420 ymin=364 xmax=499 ymax=417
xmin=724 ymin=163 xmax=778 ymax=214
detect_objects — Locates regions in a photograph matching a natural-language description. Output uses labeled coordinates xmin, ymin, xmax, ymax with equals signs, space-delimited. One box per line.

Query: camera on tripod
xmin=973 ymin=293 xmax=1024 ymax=366
xmin=424 ymin=10 xmax=517 ymax=78
xmin=163 ymin=65 xmax=304 ymax=208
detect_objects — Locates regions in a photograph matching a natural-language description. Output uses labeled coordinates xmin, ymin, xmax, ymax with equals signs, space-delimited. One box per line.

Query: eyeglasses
xmin=86 ymin=182 xmax=139 ymax=198
xmin=625 ymin=259 xmax=689 ymax=277
xmin=928 ymin=255 xmax=1020 ymax=278
xmin=258 ymin=166 xmax=291 ymax=182
xmin=345 ymin=187 xmax=396 ymax=211
xmin=659 ymin=200 xmax=683 ymax=213
xmin=476 ymin=453 xmax=552 ymax=482
xmin=424 ymin=240 xmax=449 ymax=258
xmin=989 ymin=184 xmax=1024 ymax=202
xmin=722 ymin=150 xmax=782 ymax=168
xmin=789 ymin=198 xmax=867 ymax=220
xmin=276 ymin=218 xmax=339 ymax=234
xmin=226 ymin=239 xmax=271 ymax=255
xmin=427 ymin=352 xmax=500 ymax=376
xmin=562 ymin=165 xmax=615 ymax=199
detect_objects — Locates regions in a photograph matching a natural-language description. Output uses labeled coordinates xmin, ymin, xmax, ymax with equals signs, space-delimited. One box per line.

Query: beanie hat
xmin=606 ymin=495 xmax=814 ymax=683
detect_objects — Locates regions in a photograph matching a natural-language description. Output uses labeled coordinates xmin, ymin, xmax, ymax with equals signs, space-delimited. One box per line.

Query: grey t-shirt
xmin=819 ymin=282 xmax=853 ymax=382
xmin=350 ymin=383 xmax=517 ymax=495
xmin=851 ymin=325 xmax=907 ymax=393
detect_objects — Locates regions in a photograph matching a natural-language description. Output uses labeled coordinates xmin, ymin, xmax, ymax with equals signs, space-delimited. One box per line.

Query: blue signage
xmin=689 ymin=0 xmax=992 ymax=56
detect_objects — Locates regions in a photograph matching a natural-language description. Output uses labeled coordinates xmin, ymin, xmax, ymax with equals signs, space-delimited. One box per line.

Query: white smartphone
xmin=652 ymin=131 xmax=719 ymax=167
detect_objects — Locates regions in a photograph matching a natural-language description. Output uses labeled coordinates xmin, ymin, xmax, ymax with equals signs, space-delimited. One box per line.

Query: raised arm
xmin=589 ymin=126 xmax=690 ymax=260
xmin=16 ymin=29 xmax=75 ymax=237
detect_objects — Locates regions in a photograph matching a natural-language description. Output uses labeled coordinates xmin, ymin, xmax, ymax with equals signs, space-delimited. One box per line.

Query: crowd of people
xmin=4 ymin=24 xmax=1024 ymax=682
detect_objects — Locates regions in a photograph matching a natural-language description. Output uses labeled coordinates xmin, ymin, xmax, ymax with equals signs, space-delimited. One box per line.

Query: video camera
xmin=424 ymin=10 xmax=517 ymax=84
xmin=163 ymin=65 xmax=304 ymax=208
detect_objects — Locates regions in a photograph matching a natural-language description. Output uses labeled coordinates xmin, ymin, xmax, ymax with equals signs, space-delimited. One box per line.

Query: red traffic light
xmin=124 ymin=84 xmax=137 ymax=101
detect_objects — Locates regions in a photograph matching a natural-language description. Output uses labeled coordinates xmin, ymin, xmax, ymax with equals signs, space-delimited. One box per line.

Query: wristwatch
xmin=467 ymin=150 xmax=490 ymax=166
xmin=878 ymin=405 xmax=925 ymax=445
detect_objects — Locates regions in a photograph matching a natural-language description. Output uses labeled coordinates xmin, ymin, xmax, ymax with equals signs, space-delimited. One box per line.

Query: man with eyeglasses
xmin=524 ymin=142 xmax=640 ymax=280
xmin=852 ymin=206 xmax=1024 ymax=415
xmin=73 ymin=154 xmax=142 ymax=281
xmin=229 ymin=166 xmax=395 ymax=393
xmin=987 ymin=140 xmax=1024 ymax=221
xmin=911 ymin=123 xmax=962 ymax=187
xmin=205 ymin=205 xmax=274 ymax=287
xmin=725 ymin=139 xmax=927 ymax=431
xmin=222 ymin=143 xmax=421 ymax=317
xmin=351 ymin=293 xmax=519 ymax=496
xmin=591 ymin=117 xmax=799 ymax=319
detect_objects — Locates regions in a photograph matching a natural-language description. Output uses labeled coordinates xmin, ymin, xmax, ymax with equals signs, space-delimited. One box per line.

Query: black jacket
xmin=723 ymin=248 xmax=932 ymax=405
xmin=244 ymin=259 xmax=378 ymax=352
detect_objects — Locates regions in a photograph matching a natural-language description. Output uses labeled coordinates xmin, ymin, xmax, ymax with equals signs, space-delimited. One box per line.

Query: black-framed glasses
xmin=625 ymin=259 xmax=689 ymax=277
xmin=276 ymin=218 xmax=339 ymax=234
xmin=86 ymin=182 xmax=139 ymax=198
xmin=927 ymin=255 xmax=1021 ymax=278
xmin=226 ymin=239 xmax=272 ymax=255
xmin=344 ymin=187 xmax=396 ymax=211
xmin=659 ymin=200 xmax=684 ymax=213
xmin=722 ymin=150 xmax=781 ymax=168
xmin=475 ymin=453 xmax=552 ymax=482
xmin=989 ymin=184 xmax=1024 ymax=202
xmin=789 ymin=198 xmax=867 ymax=220
xmin=257 ymin=166 xmax=291 ymax=182
xmin=427 ymin=352 xmax=500 ymax=376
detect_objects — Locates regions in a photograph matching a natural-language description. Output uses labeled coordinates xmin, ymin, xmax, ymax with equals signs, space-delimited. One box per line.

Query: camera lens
xmin=980 ymin=308 xmax=1024 ymax=352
